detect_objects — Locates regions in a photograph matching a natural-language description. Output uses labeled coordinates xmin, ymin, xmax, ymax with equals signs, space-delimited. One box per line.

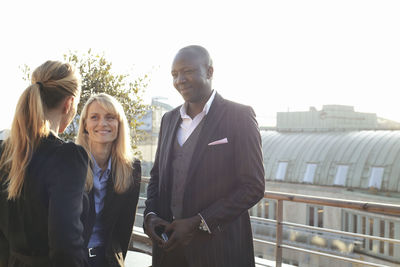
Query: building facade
xmin=251 ymin=105 xmax=400 ymax=266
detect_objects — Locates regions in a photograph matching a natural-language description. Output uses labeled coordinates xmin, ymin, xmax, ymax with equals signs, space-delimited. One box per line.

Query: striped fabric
xmin=145 ymin=93 xmax=265 ymax=267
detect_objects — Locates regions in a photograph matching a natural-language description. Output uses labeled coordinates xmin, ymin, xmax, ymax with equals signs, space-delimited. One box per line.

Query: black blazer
xmin=83 ymin=159 xmax=141 ymax=267
xmin=145 ymin=93 xmax=265 ymax=267
xmin=0 ymin=134 xmax=89 ymax=267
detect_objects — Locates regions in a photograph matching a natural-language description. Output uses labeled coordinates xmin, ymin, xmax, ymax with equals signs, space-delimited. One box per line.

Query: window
xmin=309 ymin=207 xmax=314 ymax=226
xmin=256 ymin=199 xmax=264 ymax=217
xmin=308 ymin=205 xmax=323 ymax=227
xmin=264 ymin=200 xmax=276 ymax=220
xmin=379 ymin=220 xmax=385 ymax=254
xmin=368 ymin=167 xmax=384 ymax=189
xmin=353 ymin=214 xmax=358 ymax=233
xmin=334 ymin=165 xmax=349 ymax=186
xmin=269 ymin=201 xmax=277 ymax=220
xmin=253 ymin=199 xmax=276 ymax=220
xmin=369 ymin=218 xmax=374 ymax=250
xmin=303 ymin=163 xmax=317 ymax=183
xmin=389 ymin=222 xmax=394 ymax=256
xmin=362 ymin=217 xmax=366 ymax=248
xmin=275 ymin=162 xmax=288 ymax=180
xmin=317 ymin=207 xmax=323 ymax=228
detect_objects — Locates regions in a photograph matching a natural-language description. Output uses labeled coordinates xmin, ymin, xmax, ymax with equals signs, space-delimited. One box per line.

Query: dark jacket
xmin=145 ymin=93 xmax=265 ymax=267
xmin=83 ymin=159 xmax=141 ymax=267
xmin=0 ymin=134 xmax=89 ymax=267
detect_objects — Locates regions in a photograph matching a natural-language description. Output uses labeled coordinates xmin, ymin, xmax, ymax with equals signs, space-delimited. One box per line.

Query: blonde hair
xmin=0 ymin=61 xmax=80 ymax=200
xmin=76 ymin=93 xmax=134 ymax=193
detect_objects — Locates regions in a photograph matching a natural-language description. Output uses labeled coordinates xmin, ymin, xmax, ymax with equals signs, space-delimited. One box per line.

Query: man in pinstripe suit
xmin=144 ymin=45 xmax=265 ymax=267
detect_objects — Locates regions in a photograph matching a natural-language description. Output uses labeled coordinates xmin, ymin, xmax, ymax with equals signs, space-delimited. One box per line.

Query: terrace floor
xmin=124 ymin=250 xmax=296 ymax=267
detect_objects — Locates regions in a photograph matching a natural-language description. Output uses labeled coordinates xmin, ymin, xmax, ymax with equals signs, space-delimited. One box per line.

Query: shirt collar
xmin=91 ymin=154 xmax=112 ymax=177
xmin=180 ymin=90 xmax=217 ymax=119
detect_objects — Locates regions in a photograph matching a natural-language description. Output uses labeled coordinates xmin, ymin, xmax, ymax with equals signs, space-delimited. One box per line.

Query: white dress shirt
xmin=177 ymin=90 xmax=216 ymax=146
xmin=144 ymin=90 xmax=216 ymax=233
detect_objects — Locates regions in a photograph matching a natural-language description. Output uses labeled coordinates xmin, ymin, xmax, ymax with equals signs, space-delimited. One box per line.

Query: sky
xmin=0 ymin=0 xmax=399 ymax=129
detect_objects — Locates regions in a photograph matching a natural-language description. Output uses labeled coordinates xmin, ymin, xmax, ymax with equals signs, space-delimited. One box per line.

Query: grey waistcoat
xmin=170 ymin=118 xmax=205 ymax=219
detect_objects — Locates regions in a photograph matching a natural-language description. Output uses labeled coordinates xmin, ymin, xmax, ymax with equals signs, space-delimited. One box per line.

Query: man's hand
xmin=144 ymin=213 xmax=170 ymax=247
xmin=162 ymin=215 xmax=201 ymax=252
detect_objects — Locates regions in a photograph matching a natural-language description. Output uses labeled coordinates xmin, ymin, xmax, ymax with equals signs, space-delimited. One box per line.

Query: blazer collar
xmin=87 ymin=173 xmax=116 ymax=227
xmin=102 ymin=174 xmax=117 ymax=220
xmin=179 ymin=89 xmax=217 ymax=119
xmin=162 ymin=93 xmax=226 ymax=187
xmin=162 ymin=107 xmax=181 ymax=180
xmin=186 ymin=93 xmax=226 ymax=181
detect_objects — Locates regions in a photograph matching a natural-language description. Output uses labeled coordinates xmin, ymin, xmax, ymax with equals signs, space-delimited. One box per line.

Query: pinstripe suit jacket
xmin=145 ymin=93 xmax=265 ymax=267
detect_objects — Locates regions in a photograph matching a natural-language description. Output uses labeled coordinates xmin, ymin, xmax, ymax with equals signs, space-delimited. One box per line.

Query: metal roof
xmin=261 ymin=130 xmax=400 ymax=192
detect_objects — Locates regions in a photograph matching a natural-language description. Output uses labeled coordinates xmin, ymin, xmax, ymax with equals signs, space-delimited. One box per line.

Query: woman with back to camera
xmin=76 ymin=93 xmax=141 ymax=267
xmin=0 ymin=61 xmax=89 ymax=267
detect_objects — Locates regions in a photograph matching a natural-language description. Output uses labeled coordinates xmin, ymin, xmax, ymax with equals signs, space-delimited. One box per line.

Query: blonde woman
xmin=76 ymin=93 xmax=141 ymax=267
xmin=0 ymin=61 xmax=89 ymax=267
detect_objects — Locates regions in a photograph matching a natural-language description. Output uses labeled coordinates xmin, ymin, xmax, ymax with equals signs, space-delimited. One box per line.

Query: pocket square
xmin=208 ymin=138 xmax=228 ymax=146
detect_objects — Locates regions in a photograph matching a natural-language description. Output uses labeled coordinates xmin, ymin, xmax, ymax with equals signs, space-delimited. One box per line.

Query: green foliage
xmin=21 ymin=49 xmax=149 ymax=156
xmin=20 ymin=64 xmax=31 ymax=82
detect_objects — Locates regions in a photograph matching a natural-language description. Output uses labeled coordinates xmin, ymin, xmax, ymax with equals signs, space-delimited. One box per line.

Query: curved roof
xmin=261 ymin=130 xmax=400 ymax=192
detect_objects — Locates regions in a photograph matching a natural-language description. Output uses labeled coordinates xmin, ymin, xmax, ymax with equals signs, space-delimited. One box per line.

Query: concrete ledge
xmin=126 ymin=251 xmax=151 ymax=267
xmin=128 ymin=227 xmax=296 ymax=267
xmin=129 ymin=226 xmax=153 ymax=255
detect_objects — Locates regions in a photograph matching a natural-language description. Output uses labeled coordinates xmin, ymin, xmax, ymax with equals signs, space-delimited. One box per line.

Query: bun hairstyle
xmin=0 ymin=61 xmax=80 ymax=200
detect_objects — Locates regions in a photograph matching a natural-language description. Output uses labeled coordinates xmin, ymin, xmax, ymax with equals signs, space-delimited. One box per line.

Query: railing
xmin=133 ymin=179 xmax=400 ymax=267
xmin=261 ymin=191 xmax=400 ymax=267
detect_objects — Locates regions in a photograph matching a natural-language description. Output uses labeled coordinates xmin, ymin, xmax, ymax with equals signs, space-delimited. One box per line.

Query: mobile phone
xmin=161 ymin=232 xmax=169 ymax=242
xmin=155 ymin=226 xmax=169 ymax=242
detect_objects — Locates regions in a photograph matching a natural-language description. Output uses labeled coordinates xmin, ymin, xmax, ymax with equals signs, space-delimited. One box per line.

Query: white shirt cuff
xmin=145 ymin=212 xmax=157 ymax=222
xmin=198 ymin=213 xmax=211 ymax=234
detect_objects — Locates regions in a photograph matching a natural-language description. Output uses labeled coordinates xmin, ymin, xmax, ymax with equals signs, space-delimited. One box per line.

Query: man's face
xmin=171 ymin=51 xmax=212 ymax=103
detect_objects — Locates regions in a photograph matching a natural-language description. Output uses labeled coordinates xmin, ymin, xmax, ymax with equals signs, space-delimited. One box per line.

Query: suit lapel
xmin=85 ymin=188 xmax=96 ymax=246
xmin=86 ymin=171 xmax=117 ymax=247
xmin=88 ymin=189 xmax=96 ymax=219
xmin=185 ymin=93 xmax=226 ymax=183
xmin=160 ymin=108 xmax=181 ymax=189
xmin=102 ymin=175 xmax=117 ymax=225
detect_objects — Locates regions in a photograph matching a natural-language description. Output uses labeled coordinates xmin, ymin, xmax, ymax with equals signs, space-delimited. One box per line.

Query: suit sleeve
xmin=115 ymin=159 xmax=141 ymax=259
xmin=144 ymin=114 xmax=165 ymax=217
xmin=46 ymin=143 xmax=89 ymax=267
xmin=0 ymin=229 xmax=8 ymax=267
xmin=0 ymin=174 xmax=9 ymax=267
xmin=0 ymin=142 xmax=9 ymax=266
xmin=200 ymin=106 xmax=265 ymax=231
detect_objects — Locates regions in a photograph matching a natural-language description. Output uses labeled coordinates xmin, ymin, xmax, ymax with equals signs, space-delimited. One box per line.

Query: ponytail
xmin=0 ymin=61 xmax=79 ymax=200
xmin=0 ymin=84 xmax=50 ymax=199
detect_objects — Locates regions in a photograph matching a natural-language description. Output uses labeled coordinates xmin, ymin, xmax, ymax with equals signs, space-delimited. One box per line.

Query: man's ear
xmin=207 ymin=66 xmax=214 ymax=79
xmin=62 ymin=96 xmax=74 ymax=114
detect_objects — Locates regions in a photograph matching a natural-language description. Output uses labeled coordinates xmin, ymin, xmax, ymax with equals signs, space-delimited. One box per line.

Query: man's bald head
xmin=171 ymin=45 xmax=214 ymax=105
xmin=175 ymin=45 xmax=213 ymax=69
